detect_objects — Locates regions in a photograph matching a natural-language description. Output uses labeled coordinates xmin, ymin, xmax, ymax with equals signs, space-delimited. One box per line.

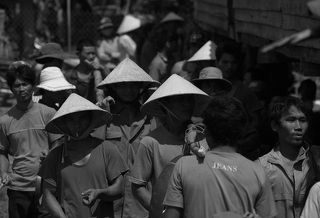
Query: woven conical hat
xmin=160 ymin=12 xmax=184 ymax=23
xmin=188 ymin=40 xmax=217 ymax=62
xmin=117 ymin=15 xmax=141 ymax=34
xmin=97 ymin=58 xmax=159 ymax=89
xmin=46 ymin=93 xmax=111 ymax=134
xmin=141 ymin=74 xmax=209 ymax=116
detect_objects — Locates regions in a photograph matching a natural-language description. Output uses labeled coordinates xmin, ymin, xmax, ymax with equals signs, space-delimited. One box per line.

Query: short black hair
xmin=76 ymin=38 xmax=95 ymax=53
xmin=203 ymin=97 xmax=247 ymax=147
xmin=216 ymin=42 xmax=242 ymax=62
xmin=269 ymin=96 xmax=308 ymax=124
xmin=6 ymin=64 xmax=36 ymax=88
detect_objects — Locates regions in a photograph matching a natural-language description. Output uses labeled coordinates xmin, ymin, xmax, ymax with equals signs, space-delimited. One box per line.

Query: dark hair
xmin=216 ymin=42 xmax=242 ymax=62
xmin=268 ymin=96 xmax=308 ymax=124
xmin=76 ymin=38 xmax=95 ymax=53
xmin=6 ymin=64 xmax=36 ymax=88
xmin=203 ymin=97 xmax=247 ymax=147
xmin=298 ymin=79 xmax=317 ymax=101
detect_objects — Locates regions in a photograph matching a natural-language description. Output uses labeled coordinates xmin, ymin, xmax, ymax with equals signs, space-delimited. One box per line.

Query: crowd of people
xmin=0 ymin=9 xmax=320 ymax=218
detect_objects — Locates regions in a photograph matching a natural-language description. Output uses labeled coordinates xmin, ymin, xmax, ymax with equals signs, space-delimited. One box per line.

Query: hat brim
xmin=98 ymin=23 xmax=114 ymax=30
xmin=141 ymin=93 xmax=210 ymax=117
xmin=192 ymin=78 xmax=232 ymax=92
xmin=35 ymin=52 xmax=74 ymax=64
xmin=46 ymin=109 xmax=110 ymax=134
xmin=97 ymin=80 xmax=160 ymax=89
xmin=37 ymin=78 xmax=76 ymax=92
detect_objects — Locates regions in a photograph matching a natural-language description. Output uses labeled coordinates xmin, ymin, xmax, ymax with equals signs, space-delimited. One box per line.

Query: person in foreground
xmin=41 ymin=93 xmax=128 ymax=218
xmin=163 ymin=97 xmax=277 ymax=218
xmin=258 ymin=96 xmax=320 ymax=218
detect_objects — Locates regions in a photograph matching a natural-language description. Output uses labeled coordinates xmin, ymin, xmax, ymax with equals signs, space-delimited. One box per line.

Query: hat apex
xmin=188 ymin=40 xmax=217 ymax=62
xmin=160 ymin=12 xmax=184 ymax=23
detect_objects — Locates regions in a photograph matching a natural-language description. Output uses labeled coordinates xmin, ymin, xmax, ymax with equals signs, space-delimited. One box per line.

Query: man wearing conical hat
xmin=129 ymin=74 xmax=210 ymax=214
xmin=0 ymin=64 xmax=62 ymax=218
xmin=97 ymin=58 xmax=158 ymax=218
xmin=41 ymin=93 xmax=128 ymax=218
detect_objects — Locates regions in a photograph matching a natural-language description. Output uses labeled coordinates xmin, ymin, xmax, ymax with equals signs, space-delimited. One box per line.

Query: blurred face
xmin=273 ymin=105 xmax=308 ymax=147
xmin=200 ymin=81 xmax=228 ymax=97
xmin=112 ymin=83 xmax=141 ymax=103
xmin=217 ymin=53 xmax=238 ymax=80
xmin=64 ymin=111 xmax=92 ymax=139
xmin=79 ymin=46 xmax=96 ymax=63
xmin=11 ymin=78 xmax=34 ymax=103
xmin=101 ymin=28 xmax=114 ymax=37
xmin=42 ymin=90 xmax=72 ymax=108
xmin=162 ymin=95 xmax=194 ymax=122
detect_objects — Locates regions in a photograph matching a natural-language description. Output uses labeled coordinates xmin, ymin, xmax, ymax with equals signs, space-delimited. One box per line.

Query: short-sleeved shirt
xmin=0 ymin=103 xmax=60 ymax=191
xmin=301 ymin=182 xmax=320 ymax=218
xmin=118 ymin=34 xmax=137 ymax=61
xmin=163 ymin=151 xmax=277 ymax=218
xmin=129 ymin=125 xmax=184 ymax=187
xmin=42 ymin=140 xmax=128 ymax=218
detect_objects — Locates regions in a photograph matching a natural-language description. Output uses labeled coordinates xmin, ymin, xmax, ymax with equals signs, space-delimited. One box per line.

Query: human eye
xmin=285 ymin=117 xmax=296 ymax=122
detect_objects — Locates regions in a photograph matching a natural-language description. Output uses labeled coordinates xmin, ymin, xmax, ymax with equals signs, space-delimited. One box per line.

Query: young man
xmin=216 ymin=42 xmax=263 ymax=160
xmin=163 ymin=97 xmax=276 ymax=218
xmin=129 ymin=74 xmax=210 ymax=214
xmin=65 ymin=39 xmax=106 ymax=104
xmin=0 ymin=63 xmax=61 ymax=218
xmin=257 ymin=96 xmax=318 ymax=218
xmin=41 ymin=93 xmax=128 ymax=218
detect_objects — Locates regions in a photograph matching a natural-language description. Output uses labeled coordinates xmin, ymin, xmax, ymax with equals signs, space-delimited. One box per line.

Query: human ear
xmin=271 ymin=120 xmax=279 ymax=132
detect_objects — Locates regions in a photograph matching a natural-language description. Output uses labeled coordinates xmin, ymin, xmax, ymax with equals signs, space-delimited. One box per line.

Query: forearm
xmin=43 ymin=188 xmax=66 ymax=218
xmin=93 ymin=70 xmax=105 ymax=103
xmin=132 ymin=184 xmax=151 ymax=211
xmin=97 ymin=175 xmax=124 ymax=202
xmin=0 ymin=153 xmax=9 ymax=175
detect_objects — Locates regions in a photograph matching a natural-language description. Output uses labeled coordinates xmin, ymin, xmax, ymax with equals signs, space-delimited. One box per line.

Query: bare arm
xmin=93 ymin=69 xmax=105 ymax=103
xmin=43 ymin=187 xmax=66 ymax=218
xmin=0 ymin=152 xmax=10 ymax=187
xmin=131 ymin=183 xmax=151 ymax=211
xmin=164 ymin=206 xmax=182 ymax=218
xmin=82 ymin=175 xmax=124 ymax=205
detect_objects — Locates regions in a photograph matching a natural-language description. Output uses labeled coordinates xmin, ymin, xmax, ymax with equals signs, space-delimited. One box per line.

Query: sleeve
xmin=97 ymin=41 xmax=112 ymax=62
xmin=300 ymin=182 xmax=320 ymax=218
xmin=118 ymin=35 xmax=136 ymax=57
xmin=42 ymin=106 xmax=63 ymax=143
xmin=254 ymin=171 xmax=277 ymax=218
xmin=163 ymin=158 xmax=184 ymax=208
xmin=104 ymin=142 xmax=129 ymax=182
xmin=0 ymin=121 xmax=9 ymax=153
xmin=129 ymin=138 xmax=154 ymax=186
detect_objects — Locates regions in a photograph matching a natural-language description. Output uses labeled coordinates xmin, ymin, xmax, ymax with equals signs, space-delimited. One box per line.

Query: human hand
xmin=96 ymin=96 xmax=115 ymax=111
xmin=81 ymin=189 xmax=100 ymax=206
xmin=184 ymin=123 xmax=206 ymax=157
xmin=0 ymin=173 xmax=11 ymax=189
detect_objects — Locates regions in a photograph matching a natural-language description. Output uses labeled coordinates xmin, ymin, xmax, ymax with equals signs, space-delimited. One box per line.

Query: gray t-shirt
xmin=163 ymin=151 xmax=277 ymax=218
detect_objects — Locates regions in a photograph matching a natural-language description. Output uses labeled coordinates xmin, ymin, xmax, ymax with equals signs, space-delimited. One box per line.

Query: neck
xmin=16 ymin=99 xmax=33 ymax=111
xmin=77 ymin=62 xmax=92 ymax=74
xmin=211 ymin=145 xmax=237 ymax=153
xmin=278 ymin=140 xmax=302 ymax=161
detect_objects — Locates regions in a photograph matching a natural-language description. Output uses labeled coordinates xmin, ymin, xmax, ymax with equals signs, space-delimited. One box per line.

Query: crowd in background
xmin=1 ymin=1 xmax=320 ymax=218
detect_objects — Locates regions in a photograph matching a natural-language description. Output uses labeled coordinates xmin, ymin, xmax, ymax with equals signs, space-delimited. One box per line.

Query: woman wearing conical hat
xmin=41 ymin=93 xmax=128 ymax=218
xmin=97 ymin=58 xmax=159 ymax=218
xmin=129 ymin=74 xmax=210 ymax=214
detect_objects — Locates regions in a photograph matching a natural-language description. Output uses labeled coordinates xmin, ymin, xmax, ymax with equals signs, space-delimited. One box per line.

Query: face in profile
xmin=161 ymin=95 xmax=194 ymax=122
xmin=272 ymin=105 xmax=308 ymax=147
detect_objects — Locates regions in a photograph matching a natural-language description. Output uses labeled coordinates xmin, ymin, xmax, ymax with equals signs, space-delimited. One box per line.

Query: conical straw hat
xmin=141 ymin=74 xmax=210 ymax=116
xmin=117 ymin=15 xmax=141 ymax=34
xmin=97 ymin=58 xmax=159 ymax=89
xmin=160 ymin=12 xmax=184 ymax=23
xmin=308 ymin=0 xmax=320 ymax=17
xmin=46 ymin=93 xmax=111 ymax=134
xmin=187 ymin=41 xmax=217 ymax=62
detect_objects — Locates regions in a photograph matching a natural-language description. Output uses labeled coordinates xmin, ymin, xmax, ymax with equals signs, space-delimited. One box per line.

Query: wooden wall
xmin=194 ymin=0 xmax=320 ymax=64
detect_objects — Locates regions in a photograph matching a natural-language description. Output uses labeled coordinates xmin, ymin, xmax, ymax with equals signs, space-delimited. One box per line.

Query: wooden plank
xmin=280 ymin=0 xmax=310 ymax=16
xmin=203 ymin=0 xmax=228 ymax=7
xmin=233 ymin=0 xmax=281 ymax=11
xmin=235 ymin=20 xmax=320 ymax=49
xmin=197 ymin=1 xmax=228 ymax=17
xmin=234 ymin=8 xmax=282 ymax=28
xmin=196 ymin=11 xmax=228 ymax=31
xmin=277 ymin=45 xmax=320 ymax=64
xmin=282 ymin=14 xmax=320 ymax=31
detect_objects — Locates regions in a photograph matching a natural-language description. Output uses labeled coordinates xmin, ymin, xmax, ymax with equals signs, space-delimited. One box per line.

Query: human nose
xmin=294 ymin=120 xmax=302 ymax=130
